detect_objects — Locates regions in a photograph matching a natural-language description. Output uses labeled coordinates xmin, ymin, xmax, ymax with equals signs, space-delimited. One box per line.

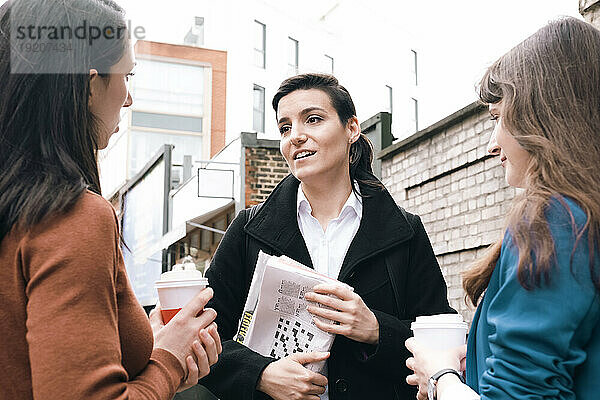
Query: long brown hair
xmin=463 ymin=17 xmax=600 ymax=305
xmin=0 ymin=0 xmax=128 ymax=241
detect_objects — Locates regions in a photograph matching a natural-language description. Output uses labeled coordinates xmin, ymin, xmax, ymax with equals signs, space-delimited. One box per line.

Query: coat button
xmin=335 ymin=378 xmax=349 ymax=393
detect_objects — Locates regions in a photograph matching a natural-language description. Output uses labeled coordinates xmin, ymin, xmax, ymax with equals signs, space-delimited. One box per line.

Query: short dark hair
xmin=272 ymin=73 xmax=383 ymax=196
xmin=272 ymin=73 xmax=356 ymax=125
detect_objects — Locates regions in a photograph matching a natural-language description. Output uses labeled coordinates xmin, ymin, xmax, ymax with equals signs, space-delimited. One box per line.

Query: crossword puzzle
xmin=278 ymin=279 xmax=301 ymax=297
xmin=274 ymin=295 xmax=296 ymax=316
xmin=277 ymin=280 xmax=309 ymax=300
xmin=269 ymin=317 xmax=315 ymax=359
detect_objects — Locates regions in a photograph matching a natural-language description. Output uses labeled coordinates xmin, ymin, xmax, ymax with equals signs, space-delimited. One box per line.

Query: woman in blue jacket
xmin=405 ymin=17 xmax=600 ymax=400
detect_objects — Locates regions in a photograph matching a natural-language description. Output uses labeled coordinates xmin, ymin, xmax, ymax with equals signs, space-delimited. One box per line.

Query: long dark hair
xmin=272 ymin=73 xmax=383 ymax=196
xmin=463 ymin=17 xmax=600 ymax=305
xmin=0 ymin=0 xmax=128 ymax=241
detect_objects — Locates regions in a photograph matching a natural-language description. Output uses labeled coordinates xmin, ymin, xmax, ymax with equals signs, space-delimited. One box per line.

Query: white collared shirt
xmin=296 ymin=183 xmax=362 ymax=400
xmin=296 ymin=183 xmax=363 ymax=280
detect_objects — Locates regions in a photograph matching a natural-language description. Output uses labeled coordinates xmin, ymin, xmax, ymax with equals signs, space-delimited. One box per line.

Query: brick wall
xmin=242 ymin=132 xmax=290 ymax=207
xmin=379 ymin=102 xmax=517 ymax=322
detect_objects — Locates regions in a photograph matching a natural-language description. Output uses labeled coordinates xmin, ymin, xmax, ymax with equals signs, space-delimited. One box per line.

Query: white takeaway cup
xmin=411 ymin=314 xmax=468 ymax=350
xmin=155 ymin=259 xmax=208 ymax=324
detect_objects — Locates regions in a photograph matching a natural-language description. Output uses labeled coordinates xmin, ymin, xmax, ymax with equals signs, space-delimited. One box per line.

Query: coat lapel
xmin=337 ymin=182 xmax=415 ymax=281
xmin=244 ymin=174 xmax=416 ymax=279
xmin=244 ymin=175 xmax=313 ymax=268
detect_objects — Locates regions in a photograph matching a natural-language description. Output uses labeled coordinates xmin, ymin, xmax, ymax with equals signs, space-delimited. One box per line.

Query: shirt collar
xmin=297 ymin=182 xmax=363 ymax=220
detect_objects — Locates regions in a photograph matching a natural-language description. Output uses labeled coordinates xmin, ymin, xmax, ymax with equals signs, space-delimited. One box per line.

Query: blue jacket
xmin=466 ymin=197 xmax=600 ymax=399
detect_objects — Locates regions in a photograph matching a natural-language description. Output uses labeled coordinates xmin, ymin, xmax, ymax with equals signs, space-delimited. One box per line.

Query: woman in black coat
xmin=200 ymin=74 xmax=453 ymax=400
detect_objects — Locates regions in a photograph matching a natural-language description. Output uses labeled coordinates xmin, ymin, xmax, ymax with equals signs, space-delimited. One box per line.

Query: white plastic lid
xmin=157 ymin=258 xmax=206 ymax=284
xmin=155 ymin=279 xmax=208 ymax=288
xmin=411 ymin=313 xmax=468 ymax=330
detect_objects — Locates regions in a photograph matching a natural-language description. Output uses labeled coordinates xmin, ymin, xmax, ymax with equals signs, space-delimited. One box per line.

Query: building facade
xmin=99 ymin=40 xmax=227 ymax=198
xmin=98 ymin=1 xmax=423 ymax=290
xmin=177 ymin=0 xmax=422 ymax=142
xmin=98 ymin=40 xmax=231 ymax=311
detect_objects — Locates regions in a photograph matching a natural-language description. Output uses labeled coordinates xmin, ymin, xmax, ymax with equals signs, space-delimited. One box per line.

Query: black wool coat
xmin=200 ymin=174 xmax=454 ymax=400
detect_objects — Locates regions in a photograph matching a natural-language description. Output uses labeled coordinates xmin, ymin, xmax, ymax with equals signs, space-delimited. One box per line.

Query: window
xmin=386 ymin=85 xmax=393 ymax=114
xmin=411 ymin=97 xmax=419 ymax=132
xmin=254 ymin=20 xmax=266 ymax=68
xmin=131 ymin=112 xmax=202 ymax=132
xmin=129 ymin=130 xmax=203 ymax=175
xmin=411 ymin=49 xmax=418 ymax=86
xmin=128 ymin=58 xmax=209 ymax=176
xmin=253 ymin=84 xmax=265 ymax=133
xmin=133 ymin=59 xmax=205 ymax=115
xmin=324 ymin=54 xmax=334 ymax=74
xmin=288 ymin=37 xmax=299 ymax=74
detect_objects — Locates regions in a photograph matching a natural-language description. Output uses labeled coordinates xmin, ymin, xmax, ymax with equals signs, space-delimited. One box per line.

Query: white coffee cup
xmin=411 ymin=314 xmax=468 ymax=350
xmin=155 ymin=258 xmax=208 ymax=323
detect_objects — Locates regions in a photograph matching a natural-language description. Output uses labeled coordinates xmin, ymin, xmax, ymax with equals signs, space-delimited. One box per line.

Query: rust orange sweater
xmin=0 ymin=191 xmax=184 ymax=399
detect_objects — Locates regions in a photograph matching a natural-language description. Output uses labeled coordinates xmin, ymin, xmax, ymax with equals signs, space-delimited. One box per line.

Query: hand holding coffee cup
xmin=410 ymin=314 xmax=468 ymax=350
xmin=150 ymin=259 xmax=221 ymax=381
xmin=150 ymin=287 xmax=219 ymax=380
xmin=405 ymin=314 xmax=468 ymax=400
xmin=155 ymin=259 xmax=209 ymax=323
xmin=405 ymin=338 xmax=467 ymax=400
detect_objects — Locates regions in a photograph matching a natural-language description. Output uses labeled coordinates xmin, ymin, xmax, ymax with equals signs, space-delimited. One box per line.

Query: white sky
xmin=5 ymin=0 xmax=583 ymax=130
xmin=384 ymin=0 xmax=582 ymax=127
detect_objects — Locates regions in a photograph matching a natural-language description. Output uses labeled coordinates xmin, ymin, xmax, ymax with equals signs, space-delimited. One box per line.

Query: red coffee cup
xmin=155 ymin=259 xmax=208 ymax=323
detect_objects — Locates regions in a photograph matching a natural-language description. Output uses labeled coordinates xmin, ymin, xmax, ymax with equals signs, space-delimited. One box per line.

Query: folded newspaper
xmin=234 ymin=251 xmax=352 ymax=373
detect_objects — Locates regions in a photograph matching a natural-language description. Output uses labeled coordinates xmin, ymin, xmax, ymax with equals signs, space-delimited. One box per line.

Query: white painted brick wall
xmin=382 ymin=107 xmax=515 ymax=322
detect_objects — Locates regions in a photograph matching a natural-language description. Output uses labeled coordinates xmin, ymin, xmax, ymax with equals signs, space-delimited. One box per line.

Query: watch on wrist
xmin=427 ymin=368 xmax=462 ymax=400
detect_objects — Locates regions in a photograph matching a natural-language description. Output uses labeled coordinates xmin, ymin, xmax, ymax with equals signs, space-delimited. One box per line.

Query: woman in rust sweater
xmin=0 ymin=1 xmax=221 ymax=399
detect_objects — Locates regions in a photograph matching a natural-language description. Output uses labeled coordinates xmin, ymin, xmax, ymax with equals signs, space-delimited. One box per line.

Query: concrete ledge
xmin=241 ymin=132 xmax=280 ymax=149
xmin=361 ymin=112 xmax=389 ymax=132
xmin=378 ymin=101 xmax=485 ymax=160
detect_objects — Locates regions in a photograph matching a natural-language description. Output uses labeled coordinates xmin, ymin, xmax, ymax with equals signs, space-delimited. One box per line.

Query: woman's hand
xmin=304 ymin=284 xmax=379 ymax=345
xmin=175 ymin=322 xmax=222 ymax=392
xmin=149 ymin=288 xmax=218 ymax=379
xmin=256 ymin=352 xmax=329 ymax=400
xmin=405 ymin=337 xmax=466 ymax=400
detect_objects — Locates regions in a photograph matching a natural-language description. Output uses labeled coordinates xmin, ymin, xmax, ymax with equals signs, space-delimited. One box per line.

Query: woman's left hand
xmin=405 ymin=337 xmax=466 ymax=400
xmin=304 ymin=283 xmax=379 ymax=345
